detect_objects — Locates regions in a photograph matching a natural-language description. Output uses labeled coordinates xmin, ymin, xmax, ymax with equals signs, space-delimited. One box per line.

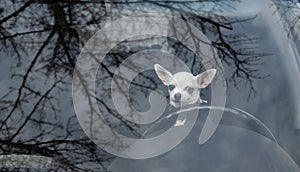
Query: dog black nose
xmin=174 ymin=93 xmax=181 ymax=101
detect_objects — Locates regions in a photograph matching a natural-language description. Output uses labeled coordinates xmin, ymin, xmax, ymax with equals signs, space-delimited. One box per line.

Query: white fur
xmin=154 ymin=64 xmax=216 ymax=108
xmin=174 ymin=118 xmax=186 ymax=127
xmin=154 ymin=64 xmax=216 ymax=127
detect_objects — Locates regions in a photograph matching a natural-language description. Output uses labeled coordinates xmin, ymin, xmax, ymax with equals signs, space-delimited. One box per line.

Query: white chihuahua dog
xmin=154 ymin=64 xmax=216 ymax=107
xmin=154 ymin=64 xmax=216 ymax=126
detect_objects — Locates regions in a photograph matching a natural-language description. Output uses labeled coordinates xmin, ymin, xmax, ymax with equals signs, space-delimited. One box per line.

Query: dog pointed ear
xmin=154 ymin=64 xmax=173 ymax=85
xmin=195 ymin=69 xmax=216 ymax=88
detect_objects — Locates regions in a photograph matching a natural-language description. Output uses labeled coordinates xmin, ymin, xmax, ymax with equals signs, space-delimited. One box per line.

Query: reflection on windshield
xmin=143 ymin=106 xmax=277 ymax=144
xmin=1 ymin=0 xmax=300 ymax=171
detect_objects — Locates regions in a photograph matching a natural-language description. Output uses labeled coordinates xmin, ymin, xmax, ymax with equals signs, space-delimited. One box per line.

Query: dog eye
xmin=168 ymin=84 xmax=175 ymax=91
xmin=186 ymin=87 xmax=194 ymax=94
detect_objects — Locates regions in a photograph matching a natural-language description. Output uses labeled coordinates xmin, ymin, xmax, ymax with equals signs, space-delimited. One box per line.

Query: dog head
xmin=154 ymin=64 xmax=216 ymax=107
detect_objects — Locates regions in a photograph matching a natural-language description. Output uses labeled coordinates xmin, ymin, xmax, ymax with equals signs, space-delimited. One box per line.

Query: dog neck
xmin=169 ymin=99 xmax=201 ymax=112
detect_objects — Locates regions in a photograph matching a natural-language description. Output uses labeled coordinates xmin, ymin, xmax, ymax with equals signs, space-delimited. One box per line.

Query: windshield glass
xmin=1 ymin=0 xmax=300 ymax=171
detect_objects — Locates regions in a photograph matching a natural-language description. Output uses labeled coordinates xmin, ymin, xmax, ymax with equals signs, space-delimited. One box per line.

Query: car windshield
xmin=1 ymin=0 xmax=300 ymax=171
